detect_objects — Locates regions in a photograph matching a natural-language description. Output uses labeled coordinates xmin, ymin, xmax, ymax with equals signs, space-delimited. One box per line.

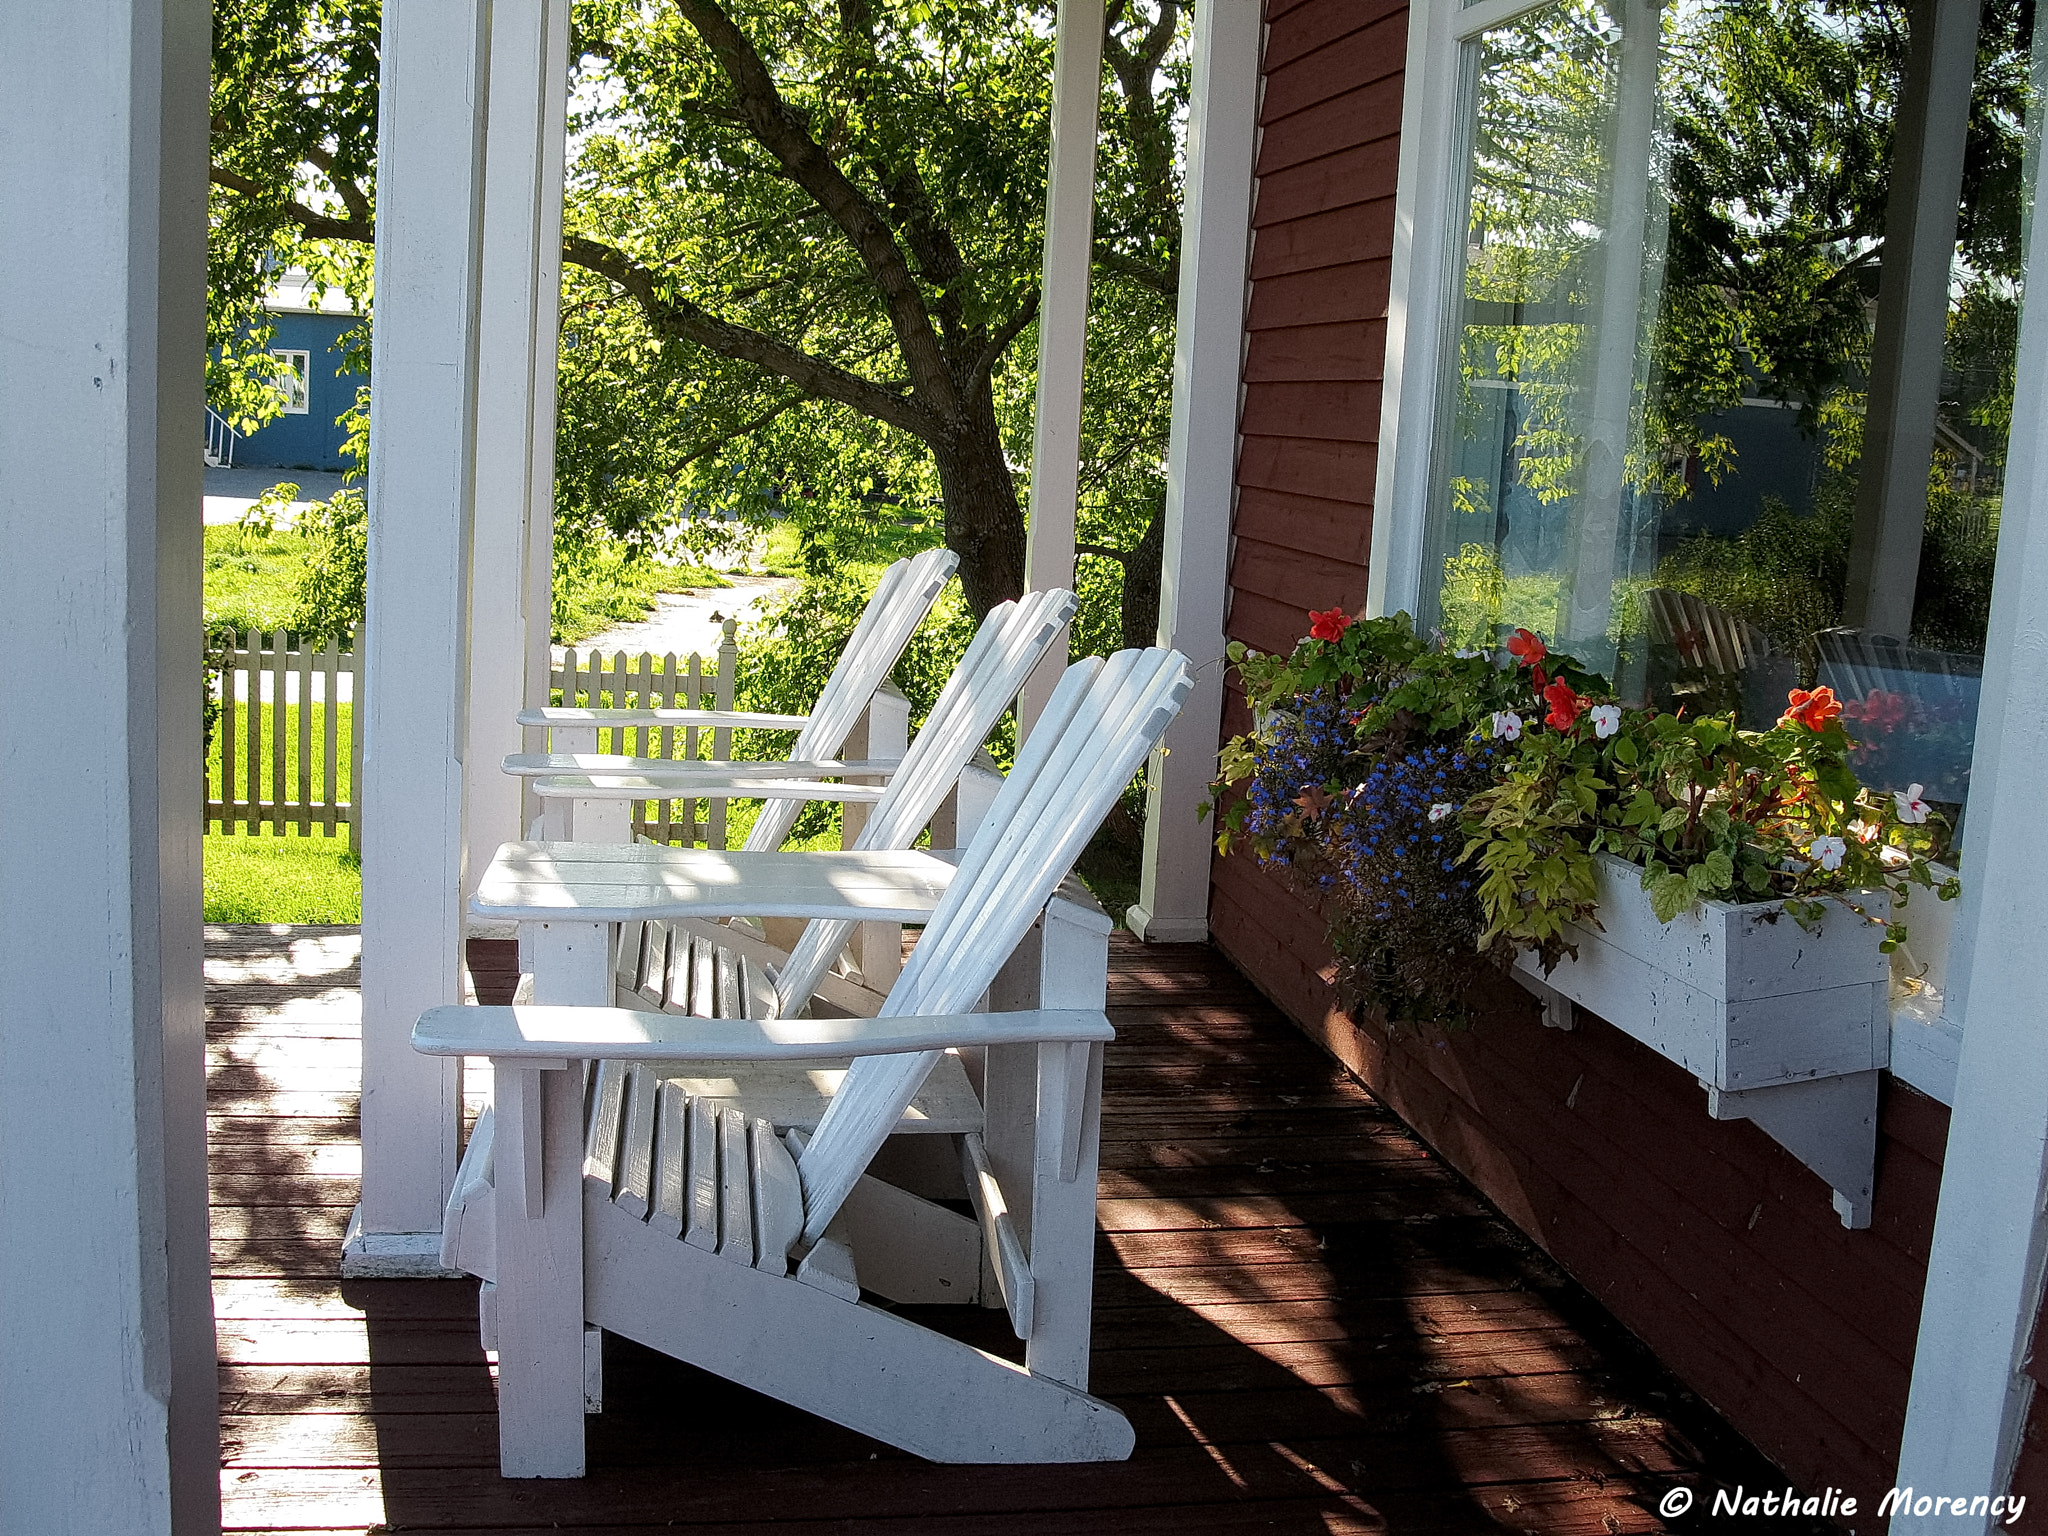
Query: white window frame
xmin=1368 ymin=0 xmax=1567 ymax=624
xmin=270 ymin=347 xmax=311 ymax=414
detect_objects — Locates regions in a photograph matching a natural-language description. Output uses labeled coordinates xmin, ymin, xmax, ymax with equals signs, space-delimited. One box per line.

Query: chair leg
xmin=1025 ymin=1039 xmax=1105 ymax=1389
xmin=491 ymin=1061 xmax=588 ymax=1477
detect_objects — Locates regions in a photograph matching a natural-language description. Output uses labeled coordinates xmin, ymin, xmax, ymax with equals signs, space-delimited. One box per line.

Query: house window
xmin=271 ymin=349 xmax=311 ymax=414
xmin=1382 ymin=0 xmax=2044 ymax=827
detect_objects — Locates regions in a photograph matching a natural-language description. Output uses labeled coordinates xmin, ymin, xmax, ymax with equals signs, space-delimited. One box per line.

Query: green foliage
xmin=208 ymin=0 xmax=1192 ymax=649
xmin=290 ymin=490 xmax=369 ymax=645
xmin=555 ymin=0 xmax=1189 ymax=626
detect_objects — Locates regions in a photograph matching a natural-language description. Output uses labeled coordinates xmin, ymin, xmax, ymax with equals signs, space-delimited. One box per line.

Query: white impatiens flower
xmin=1428 ymin=802 xmax=1455 ymax=823
xmin=1808 ymin=835 xmax=1848 ymax=872
xmin=1589 ymin=703 xmax=1622 ymax=739
xmin=1489 ymin=711 xmax=1524 ymax=741
xmin=1895 ymin=783 xmax=1930 ymax=824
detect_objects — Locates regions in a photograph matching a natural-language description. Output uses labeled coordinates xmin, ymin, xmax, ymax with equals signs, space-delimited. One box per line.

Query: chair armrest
xmin=503 ymin=753 xmax=902 ymax=781
xmin=412 ymin=1003 xmax=1114 ymax=1061
xmin=530 ymin=774 xmax=886 ymax=804
xmin=518 ymin=706 xmax=813 ymax=730
xmin=471 ymin=845 xmax=957 ymax=923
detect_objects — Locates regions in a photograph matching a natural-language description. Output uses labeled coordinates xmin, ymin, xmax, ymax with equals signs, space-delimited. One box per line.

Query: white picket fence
xmin=550 ymin=619 xmax=741 ymax=847
xmin=209 ymin=629 xmax=360 ymax=847
xmin=206 ymin=623 xmax=743 ymax=852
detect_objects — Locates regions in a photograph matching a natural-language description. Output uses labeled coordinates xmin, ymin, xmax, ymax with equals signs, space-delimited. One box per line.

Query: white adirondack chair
xmin=416 ymin=648 xmax=1193 ymax=1474
xmin=521 ymin=546 xmax=958 ymax=851
xmin=597 ymin=585 xmax=1079 ymax=1019
xmin=519 ymin=585 xmax=1075 ymax=865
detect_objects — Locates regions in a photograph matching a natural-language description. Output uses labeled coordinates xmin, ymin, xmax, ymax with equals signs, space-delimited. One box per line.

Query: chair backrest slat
xmin=792 ymin=647 xmax=1193 ymax=1244
xmin=771 ymin=586 xmax=1078 ymax=1015
xmin=742 ymin=547 xmax=958 ymax=853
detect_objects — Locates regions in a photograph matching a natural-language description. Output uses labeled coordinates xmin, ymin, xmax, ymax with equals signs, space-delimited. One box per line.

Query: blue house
xmin=212 ymin=270 xmax=361 ymax=472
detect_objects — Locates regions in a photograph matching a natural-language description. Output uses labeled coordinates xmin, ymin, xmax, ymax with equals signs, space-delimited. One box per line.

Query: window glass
xmin=271 ymin=349 xmax=311 ymax=414
xmin=1420 ymin=0 xmax=2045 ymax=823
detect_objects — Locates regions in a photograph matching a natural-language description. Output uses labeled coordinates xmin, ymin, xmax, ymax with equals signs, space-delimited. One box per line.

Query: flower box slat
xmin=1514 ymin=854 xmax=1887 ymax=1227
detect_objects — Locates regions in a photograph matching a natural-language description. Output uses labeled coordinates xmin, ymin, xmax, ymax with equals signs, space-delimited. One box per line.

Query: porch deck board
xmin=207 ymin=924 xmax=1792 ymax=1534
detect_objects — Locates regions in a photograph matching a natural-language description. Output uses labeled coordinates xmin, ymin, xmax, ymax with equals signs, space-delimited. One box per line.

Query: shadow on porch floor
xmin=207 ymin=925 xmax=1821 ymax=1533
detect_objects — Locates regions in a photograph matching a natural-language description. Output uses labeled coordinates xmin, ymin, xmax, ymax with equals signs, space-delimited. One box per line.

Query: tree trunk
xmin=1118 ymin=499 xmax=1167 ymax=652
xmin=932 ymin=390 xmax=1028 ymax=619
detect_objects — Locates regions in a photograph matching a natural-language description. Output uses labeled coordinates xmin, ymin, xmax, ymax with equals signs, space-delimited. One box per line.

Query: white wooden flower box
xmin=1514 ymin=852 xmax=1890 ymax=1229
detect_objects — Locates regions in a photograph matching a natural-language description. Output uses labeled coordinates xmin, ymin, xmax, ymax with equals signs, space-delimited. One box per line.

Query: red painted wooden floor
xmin=209 ymin=925 xmax=1815 ymax=1533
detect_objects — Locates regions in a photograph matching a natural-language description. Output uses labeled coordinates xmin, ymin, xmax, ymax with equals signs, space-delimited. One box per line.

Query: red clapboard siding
xmin=1232 ymin=486 xmax=1374 ymax=565
xmin=1247 ymin=257 xmax=1391 ymax=329
xmin=1254 ymin=139 xmax=1404 ymax=226
xmin=1244 ymin=320 xmax=1387 ymax=382
xmin=1254 ymin=199 xmax=1398 ymax=275
xmin=1238 ymin=381 xmax=1382 ymax=444
xmin=1229 ymin=536 xmax=1369 ymax=614
xmin=1265 ymin=0 xmax=1406 ymax=72
xmin=1223 ymin=586 xmax=1326 ymax=658
xmin=1260 ymin=77 xmax=1406 ymax=174
xmin=1262 ymin=14 xmax=1409 ymax=125
xmin=1209 ymin=0 xmax=1977 ymax=1517
xmin=1238 ymin=434 xmax=1377 ymax=503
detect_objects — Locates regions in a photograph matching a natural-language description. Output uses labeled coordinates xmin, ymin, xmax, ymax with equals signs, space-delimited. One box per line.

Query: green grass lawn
xmin=205 ymin=522 xmax=316 ymax=634
xmin=205 ymin=828 xmax=362 ymax=923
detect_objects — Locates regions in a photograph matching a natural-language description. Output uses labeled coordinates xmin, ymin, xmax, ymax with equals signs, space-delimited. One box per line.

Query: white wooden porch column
xmin=0 ymin=1 xmax=220 ymax=1527
xmin=349 ymin=0 xmax=494 ymax=1273
xmin=1890 ymin=108 xmax=2048 ymax=1531
xmin=1127 ymin=0 xmax=1261 ymax=944
xmin=1842 ymin=0 xmax=1984 ymax=637
xmin=464 ymin=0 xmax=570 ymax=903
xmin=1018 ymin=0 xmax=1105 ymax=735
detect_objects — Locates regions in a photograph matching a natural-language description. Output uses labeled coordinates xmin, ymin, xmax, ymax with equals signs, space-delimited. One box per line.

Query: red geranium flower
xmin=1307 ymin=607 xmax=1353 ymax=643
xmin=1842 ymin=687 xmax=1908 ymax=733
xmin=1780 ymin=686 xmax=1843 ymax=732
xmin=1505 ymin=628 xmax=1548 ymax=668
xmin=1543 ymin=678 xmax=1584 ymax=730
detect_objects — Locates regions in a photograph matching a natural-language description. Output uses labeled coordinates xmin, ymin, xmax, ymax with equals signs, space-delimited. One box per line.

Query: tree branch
xmin=303 ymin=145 xmax=372 ymax=229
xmin=1091 ymin=244 xmax=1176 ymax=296
xmin=971 ymin=291 xmax=1041 ymax=385
xmin=674 ymin=396 xmax=804 ymax=469
xmin=673 ymin=0 xmax=962 ymax=423
xmin=564 ymin=234 xmax=939 ymax=441
xmin=1075 ymin=540 xmax=1136 ymax=564
xmin=210 ymin=164 xmax=373 ymax=244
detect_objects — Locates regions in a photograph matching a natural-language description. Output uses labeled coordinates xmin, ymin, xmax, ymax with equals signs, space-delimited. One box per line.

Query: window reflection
xmin=1421 ymin=0 xmax=2044 ymax=826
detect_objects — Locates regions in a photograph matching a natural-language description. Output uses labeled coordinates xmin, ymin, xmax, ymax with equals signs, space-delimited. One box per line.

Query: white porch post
xmin=1018 ymin=0 xmax=1105 ymax=735
xmin=0 ymin=0 xmax=220 ymax=1528
xmin=1842 ymin=0 xmax=1985 ymax=637
xmin=349 ymin=0 xmax=494 ymax=1273
xmin=1127 ymin=0 xmax=1261 ymax=944
xmin=465 ymin=0 xmax=570 ymax=899
xmin=1890 ymin=109 xmax=2048 ymax=1530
